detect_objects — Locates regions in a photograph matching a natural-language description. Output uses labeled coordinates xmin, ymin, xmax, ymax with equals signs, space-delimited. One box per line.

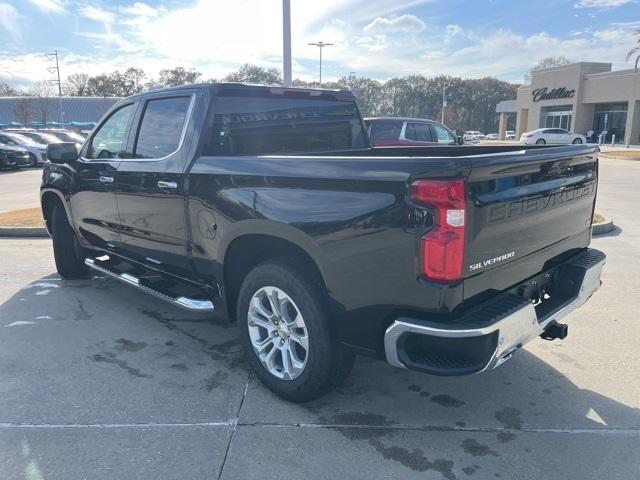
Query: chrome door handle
xmin=99 ymin=175 xmax=114 ymax=183
xmin=157 ymin=180 xmax=178 ymax=189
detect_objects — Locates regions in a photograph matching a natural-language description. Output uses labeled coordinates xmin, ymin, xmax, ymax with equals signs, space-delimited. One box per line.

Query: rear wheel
xmin=535 ymin=138 xmax=546 ymax=145
xmin=51 ymin=203 xmax=88 ymax=278
xmin=237 ymin=259 xmax=355 ymax=402
xmin=572 ymin=138 xmax=583 ymax=144
xmin=28 ymin=153 xmax=38 ymax=167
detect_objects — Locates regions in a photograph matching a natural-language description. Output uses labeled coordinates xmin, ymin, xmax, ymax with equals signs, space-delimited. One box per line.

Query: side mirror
xmin=48 ymin=142 xmax=78 ymax=164
xmin=457 ymin=136 xmax=464 ymax=145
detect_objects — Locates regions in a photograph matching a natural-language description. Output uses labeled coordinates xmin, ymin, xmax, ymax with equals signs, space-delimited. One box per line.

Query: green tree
xmin=156 ymin=67 xmax=202 ymax=87
xmin=225 ymin=64 xmax=282 ymax=84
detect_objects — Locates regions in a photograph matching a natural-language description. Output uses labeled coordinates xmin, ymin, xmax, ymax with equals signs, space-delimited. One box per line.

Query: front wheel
xmin=535 ymin=138 xmax=546 ymax=145
xmin=572 ymin=138 xmax=583 ymax=144
xmin=51 ymin=203 xmax=88 ymax=278
xmin=237 ymin=259 xmax=355 ymax=402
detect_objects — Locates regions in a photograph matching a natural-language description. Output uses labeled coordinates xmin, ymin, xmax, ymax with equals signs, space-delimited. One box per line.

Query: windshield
xmin=47 ymin=131 xmax=84 ymax=143
xmin=8 ymin=133 xmax=36 ymax=145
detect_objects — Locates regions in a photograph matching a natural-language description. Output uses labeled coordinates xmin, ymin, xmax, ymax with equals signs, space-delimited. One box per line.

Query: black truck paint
xmin=41 ymin=83 xmax=605 ymax=400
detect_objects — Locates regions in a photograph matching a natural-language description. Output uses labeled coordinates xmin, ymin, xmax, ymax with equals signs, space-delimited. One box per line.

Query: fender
xmin=40 ymin=187 xmax=73 ymax=236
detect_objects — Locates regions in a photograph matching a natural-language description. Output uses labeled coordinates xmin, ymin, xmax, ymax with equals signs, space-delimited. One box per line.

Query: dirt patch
xmin=0 ymin=208 xmax=43 ymax=227
xmin=593 ymin=213 xmax=605 ymax=224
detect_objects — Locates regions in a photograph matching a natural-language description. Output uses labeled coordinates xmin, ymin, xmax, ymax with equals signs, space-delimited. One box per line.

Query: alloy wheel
xmin=247 ymin=286 xmax=309 ymax=380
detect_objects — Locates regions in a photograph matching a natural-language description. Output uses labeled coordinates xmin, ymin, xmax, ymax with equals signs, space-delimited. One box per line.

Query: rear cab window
xmin=204 ymin=89 xmax=368 ymax=155
xmin=133 ymin=96 xmax=192 ymax=159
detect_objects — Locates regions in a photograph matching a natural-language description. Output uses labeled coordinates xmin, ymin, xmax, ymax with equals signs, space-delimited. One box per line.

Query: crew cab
xmin=364 ymin=117 xmax=459 ymax=147
xmin=41 ymin=83 xmax=605 ymax=401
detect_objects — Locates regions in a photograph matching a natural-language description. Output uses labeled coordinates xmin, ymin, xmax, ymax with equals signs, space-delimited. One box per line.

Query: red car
xmin=364 ymin=117 xmax=461 ymax=147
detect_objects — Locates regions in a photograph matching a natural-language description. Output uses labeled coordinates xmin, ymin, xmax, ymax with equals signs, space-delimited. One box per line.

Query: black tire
xmin=572 ymin=138 xmax=583 ymax=144
xmin=237 ymin=259 xmax=355 ymax=402
xmin=51 ymin=203 xmax=88 ymax=278
xmin=535 ymin=138 xmax=546 ymax=145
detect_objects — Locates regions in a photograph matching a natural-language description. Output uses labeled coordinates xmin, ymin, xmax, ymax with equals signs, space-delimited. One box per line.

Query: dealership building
xmin=497 ymin=62 xmax=640 ymax=145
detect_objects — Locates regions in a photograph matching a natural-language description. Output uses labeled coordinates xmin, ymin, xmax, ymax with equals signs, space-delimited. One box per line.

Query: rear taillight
xmin=410 ymin=179 xmax=466 ymax=283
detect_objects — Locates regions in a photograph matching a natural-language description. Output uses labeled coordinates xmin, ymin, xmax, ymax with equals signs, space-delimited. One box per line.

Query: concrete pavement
xmin=0 ymin=157 xmax=638 ymax=479
xmin=0 ymin=168 xmax=42 ymax=214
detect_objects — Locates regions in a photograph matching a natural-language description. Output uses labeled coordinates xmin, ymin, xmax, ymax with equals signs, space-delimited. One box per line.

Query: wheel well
xmin=41 ymin=192 xmax=63 ymax=232
xmin=223 ymin=234 xmax=327 ymax=321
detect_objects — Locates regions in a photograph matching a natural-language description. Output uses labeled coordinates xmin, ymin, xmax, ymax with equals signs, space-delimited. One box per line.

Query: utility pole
xmin=441 ymin=82 xmax=447 ymax=124
xmin=46 ymin=50 xmax=64 ymax=124
xmin=308 ymin=41 xmax=333 ymax=87
xmin=282 ymin=0 xmax=292 ymax=86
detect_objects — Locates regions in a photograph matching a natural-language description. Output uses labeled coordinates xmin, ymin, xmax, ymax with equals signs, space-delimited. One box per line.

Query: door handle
xmin=157 ymin=180 xmax=178 ymax=189
xmin=99 ymin=175 xmax=114 ymax=184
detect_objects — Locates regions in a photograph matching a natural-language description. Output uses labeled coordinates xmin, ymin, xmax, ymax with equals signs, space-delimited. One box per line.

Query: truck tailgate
xmin=463 ymin=145 xmax=598 ymax=301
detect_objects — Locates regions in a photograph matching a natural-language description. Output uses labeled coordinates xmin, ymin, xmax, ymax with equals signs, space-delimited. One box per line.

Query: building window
xmin=593 ymin=102 xmax=627 ymax=144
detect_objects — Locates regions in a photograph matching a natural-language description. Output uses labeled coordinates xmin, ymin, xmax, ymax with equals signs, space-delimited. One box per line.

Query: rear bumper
xmin=384 ymin=248 xmax=605 ymax=375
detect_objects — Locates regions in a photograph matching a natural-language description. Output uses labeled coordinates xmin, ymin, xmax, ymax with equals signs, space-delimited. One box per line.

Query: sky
xmin=0 ymin=0 xmax=639 ymax=90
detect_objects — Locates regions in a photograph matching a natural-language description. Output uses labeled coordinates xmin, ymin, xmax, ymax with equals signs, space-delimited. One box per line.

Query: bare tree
xmin=156 ymin=67 xmax=202 ymax=87
xmin=0 ymin=82 xmax=19 ymax=96
xmin=64 ymin=73 xmax=90 ymax=96
xmin=224 ymin=64 xmax=282 ymax=84
xmin=13 ymin=97 xmax=34 ymax=125
xmin=524 ymin=56 xmax=571 ymax=83
xmin=30 ymin=80 xmax=54 ymax=123
xmin=627 ymin=30 xmax=640 ymax=71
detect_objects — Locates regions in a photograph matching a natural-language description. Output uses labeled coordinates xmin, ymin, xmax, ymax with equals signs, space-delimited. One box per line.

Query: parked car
xmin=0 ymin=131 xmax=47 ymax=166
xmin=506 ymin=130 xmax=516 ymax=140
xmin=41 ymin=83 xmax=605 ymax=401
xmin=520 ymin=128 xmax=586 ymax=145
xmin=40 ymin=129 xmax=85 ymax=150
xmin=463 ymin=130 xmax=484 ymax=142
xmin=484 ymin=133 xmax=499 ymax=140
xmin=0 ymin=144 xmax=31 ymax=169
xmin=364 ymin=117 xmax=460 ymax=146
xmin=6 ymin=129 xmax=64 ymax=146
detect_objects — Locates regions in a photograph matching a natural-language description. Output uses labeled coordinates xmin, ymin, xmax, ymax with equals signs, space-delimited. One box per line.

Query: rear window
xmin=204 ymin=92 xmax=367 ymax=155
xmin=369 ymin=121 xmax=402 ymax=141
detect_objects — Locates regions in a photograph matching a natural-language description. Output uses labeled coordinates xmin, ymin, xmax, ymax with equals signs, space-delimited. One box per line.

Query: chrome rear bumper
xmin=384 ymin=248 xmax=605 ymax=375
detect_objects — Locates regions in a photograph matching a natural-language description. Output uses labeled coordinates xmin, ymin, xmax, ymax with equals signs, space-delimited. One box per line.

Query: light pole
xmin=282 ymin=0 xmax=292 ymax=86
xmin=46 ymin=50 xmax=64 ymax=124
xmin=308 ymin=41 xmax=333 ymax=87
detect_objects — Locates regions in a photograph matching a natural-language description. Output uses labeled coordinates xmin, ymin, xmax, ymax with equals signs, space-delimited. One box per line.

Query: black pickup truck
xmin=41 ymin=83 xmax=605 ymax=401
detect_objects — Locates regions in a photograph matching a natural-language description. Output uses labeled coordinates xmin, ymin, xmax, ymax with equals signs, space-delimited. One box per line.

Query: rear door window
xmin=405 ymin=122 xmax=433 ymax=142
xmin=370 ymin=121 xmax=402 ymax=141
xmin=205 ymin=92 xmax=367 ymax=155
xmin=133 ymin=96 xmax=192 ymax=159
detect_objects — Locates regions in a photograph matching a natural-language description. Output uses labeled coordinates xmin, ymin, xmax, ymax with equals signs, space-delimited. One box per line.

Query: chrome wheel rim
xmin=247 ymin=286 xmax=309 ymax=380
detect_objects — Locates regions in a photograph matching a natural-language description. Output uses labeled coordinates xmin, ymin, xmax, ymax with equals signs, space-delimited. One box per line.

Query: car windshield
xmin=48 ymin=131 xmax=84 ymax=143
xmin=37 ymin=133 xmax=63 ymax=143
xmin=8 ymin=133 xmax=36 ymax=145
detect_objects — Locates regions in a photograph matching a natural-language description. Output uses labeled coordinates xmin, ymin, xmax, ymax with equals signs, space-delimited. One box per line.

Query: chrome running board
xmin=85 ymin=257 xmax=215 ymax=312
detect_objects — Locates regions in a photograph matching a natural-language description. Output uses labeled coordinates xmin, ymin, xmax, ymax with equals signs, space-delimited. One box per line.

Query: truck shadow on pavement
xmin=1 ymin=273 xmax=638 ymax=479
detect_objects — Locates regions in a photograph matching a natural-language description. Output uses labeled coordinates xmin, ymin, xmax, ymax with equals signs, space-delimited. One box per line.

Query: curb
xmin=599 ymin=154 xmax=640 ymax=162
xmin=0 ymin=226 xmax=49 ymax=238
xmin=592 ymin=219 xmax=614 ymax=236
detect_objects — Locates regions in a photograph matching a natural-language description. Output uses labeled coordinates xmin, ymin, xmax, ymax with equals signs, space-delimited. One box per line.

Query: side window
xmin=370 ymin=121 xmax=402 ymax=141
xmin=87 ymin=104 xmax=135 ymax=159
xmin=432 ymin=124 xmax=456 ymax=144
xmin=405 ymin=122 xmax=432 ymax=142
xmin=133 ymin=96 xmax=191 ymax=159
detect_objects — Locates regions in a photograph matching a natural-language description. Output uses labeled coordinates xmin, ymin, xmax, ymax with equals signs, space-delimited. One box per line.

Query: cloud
xmin=79 ymin=4 xmax=115 ymax=24
xmin=27 ymin=0 xmax=66 ymax=13
xmin=0 ymin=2 xmax=20 ymax=40
xmin=119 ymin=2 xmax=158 ymax=17
xmin=363 ymin=14 xmax=426 ymax=34
xmin=574 ymin=0 xmax=633 ymax=8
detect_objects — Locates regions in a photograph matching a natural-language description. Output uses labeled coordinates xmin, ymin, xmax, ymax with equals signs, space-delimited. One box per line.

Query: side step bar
xmin=85 ymin=257 xmax=215 ymax=312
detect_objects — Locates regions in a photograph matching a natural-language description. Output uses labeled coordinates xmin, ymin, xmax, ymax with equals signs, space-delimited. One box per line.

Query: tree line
xmin=1 ymin=64 xmax=522 ymax=132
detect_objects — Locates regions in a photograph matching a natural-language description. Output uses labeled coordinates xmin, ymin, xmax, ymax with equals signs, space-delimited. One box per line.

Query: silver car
xmin=0 ymin=131 xmax=48 ymax=167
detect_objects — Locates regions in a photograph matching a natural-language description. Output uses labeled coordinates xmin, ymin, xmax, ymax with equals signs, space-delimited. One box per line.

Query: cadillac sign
xmin=532 ymin=87 xmax=575 ymax=102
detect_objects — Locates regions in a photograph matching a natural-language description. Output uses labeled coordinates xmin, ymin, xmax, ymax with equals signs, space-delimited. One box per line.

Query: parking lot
xmin=0 ymin=158 xmax=638 ymax=480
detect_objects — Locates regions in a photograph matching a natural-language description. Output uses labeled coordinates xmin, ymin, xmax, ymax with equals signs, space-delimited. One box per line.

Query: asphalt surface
xmin=0 ymin=158 xmax=639 ymax=479
xmin=0 ymin=168 xmax=42 ymax=214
